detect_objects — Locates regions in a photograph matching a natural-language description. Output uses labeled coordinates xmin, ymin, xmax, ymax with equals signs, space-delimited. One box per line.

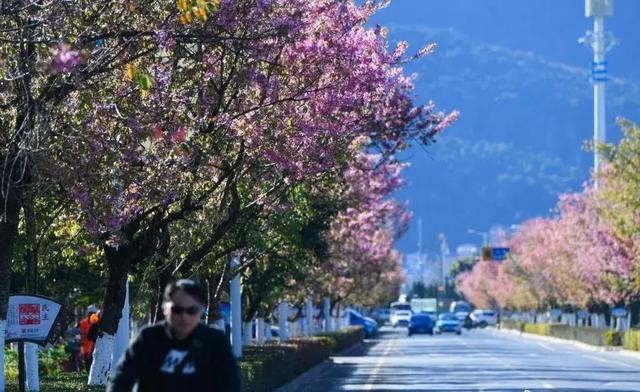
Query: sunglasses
xmin=170 ymin=305 xmax=201 ymax=315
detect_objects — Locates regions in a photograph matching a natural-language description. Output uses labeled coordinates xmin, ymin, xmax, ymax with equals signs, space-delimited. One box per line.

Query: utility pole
xmin=468 ymin=228 xmax=488 ymax=247
xmin=438 ymin=233 xmax=448 ymax=311
xmin=417 ymin=218 xmax=422 ymax=256
xmin=579 ymin=0 xmax=616 ymax=187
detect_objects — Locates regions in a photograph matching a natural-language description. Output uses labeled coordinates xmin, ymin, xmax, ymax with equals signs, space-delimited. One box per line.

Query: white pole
xmin=256 ymin=318 xmax=265 ymax=345
xmin=230 ymin=256 xmax=242 ymax=358
xmin=111 ymin=279 xmax=130 ymax=376
xmin=324 ymin=297 xmax=332 ymax=332
xmin=25 ymin=343 xmax=39 ymax=391
xmin=278 ymin=302 xmax=288 ymax=342
xmin=305 ymin=298 xmax=313 ymax=336
xmin=593 ymin=15 xmax=606 ymax=182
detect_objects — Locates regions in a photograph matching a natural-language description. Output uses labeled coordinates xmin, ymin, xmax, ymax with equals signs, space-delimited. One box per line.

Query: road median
xmin=494 ymin=323 xmax=640 ymax=360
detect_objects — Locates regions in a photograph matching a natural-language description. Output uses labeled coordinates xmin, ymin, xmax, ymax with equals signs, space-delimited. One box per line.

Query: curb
xmin=493 ymin=327 xmax=640 ymax=360
xmin=274 ymin=342 xmax=364 ymax=392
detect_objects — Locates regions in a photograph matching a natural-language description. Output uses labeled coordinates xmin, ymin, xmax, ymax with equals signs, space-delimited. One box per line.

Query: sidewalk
xmin=275 ymin=342 xmax=365 ymax=392
xmin=492 ymin=326 xmax=640 ymax=361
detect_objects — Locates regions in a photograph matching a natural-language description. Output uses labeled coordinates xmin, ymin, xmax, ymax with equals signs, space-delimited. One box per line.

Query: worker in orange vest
xmin=78 ymin=305 xmax=99 ymax=371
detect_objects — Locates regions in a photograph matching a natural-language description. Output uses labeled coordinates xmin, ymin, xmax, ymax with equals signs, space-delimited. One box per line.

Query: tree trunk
xmin=23 ymin=193 xmax=40 ymax=391
xmin=206 ymin=276 xmax=221 ymax=325
xmin=88 ymin=247 xmax=130 ymax=386
xmin=24 ymin=192 xmax=38 ymax=294
xmin=0 ymin=188 xmax=21 ymax=391
xmin=152 ymin=268 xmax=172 ymax=324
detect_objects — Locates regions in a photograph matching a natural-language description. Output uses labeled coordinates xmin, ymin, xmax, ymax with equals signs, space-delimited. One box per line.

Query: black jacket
xmin=107 ymin=322 xmax=240 ymax=392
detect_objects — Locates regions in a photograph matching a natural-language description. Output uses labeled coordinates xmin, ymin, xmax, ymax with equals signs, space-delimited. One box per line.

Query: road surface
xmin=298 ymin=326 xmax=640 ymax=391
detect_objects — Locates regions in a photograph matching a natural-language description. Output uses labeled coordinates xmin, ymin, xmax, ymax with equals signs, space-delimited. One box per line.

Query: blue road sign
xmin=491 ymin=247 xmax=510 ymax=261
xmin=590 ymin=61 xmax=608 ymax=82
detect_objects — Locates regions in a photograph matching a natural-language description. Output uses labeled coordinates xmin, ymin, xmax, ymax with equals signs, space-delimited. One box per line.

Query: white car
xmin=470 ymin=309 xmax=498 ymax=328
xmin=390 ymin=310 xmax=412 ymax=328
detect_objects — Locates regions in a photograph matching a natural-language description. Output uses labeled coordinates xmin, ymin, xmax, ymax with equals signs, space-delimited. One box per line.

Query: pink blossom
xmin=50 ymin=43 xmax=81 ymax=73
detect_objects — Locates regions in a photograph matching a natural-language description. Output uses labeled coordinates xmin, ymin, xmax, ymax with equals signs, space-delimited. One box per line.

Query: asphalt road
xmin=297 ymin=326 xmax=640 ymax=391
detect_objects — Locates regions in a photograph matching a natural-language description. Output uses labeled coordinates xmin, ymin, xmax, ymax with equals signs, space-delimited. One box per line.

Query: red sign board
xmin=19 ymin=304 xmax=41 ymax=325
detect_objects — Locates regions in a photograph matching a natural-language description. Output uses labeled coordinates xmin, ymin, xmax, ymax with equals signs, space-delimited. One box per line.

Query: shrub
xmin=38 ymin=345 xmax=68 ymax=377
xmin=523 ymin=323 xmax=549 ymax=336
xmin=4 ymin=344 xmax=68 ymax=382
xmin=4 ymin=346 xmax=18 ymax=381
xmin=240 ymin=331 xmax=351 ymax=392
xmin=605 ymin=330 xmax=623 ymax=346
xmin=5 ymin=373 xmax=103 ymax=392
xmin=499 ymin=320 xmax=524 ymax=332
xmin=623 ymin=329 xmax=640 ymax=351
xmin=315 ymin=326 xmax=364 ymax=354
xmin=547 ymin=324 xmax=574 ymax=340
xmin=573 ymin=326 xmax=607 ymax=346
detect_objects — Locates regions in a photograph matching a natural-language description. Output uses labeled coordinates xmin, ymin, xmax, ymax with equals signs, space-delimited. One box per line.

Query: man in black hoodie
xmin=108 ymin=279 xmax=240 ymax=392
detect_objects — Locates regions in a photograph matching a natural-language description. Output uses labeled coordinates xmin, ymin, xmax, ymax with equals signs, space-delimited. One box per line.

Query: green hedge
xmin=315 ymin=326 xmax=364 ymax=354
xmin=501 ymin=321 xmax=624 ymax=347
xmin=240 ymin=327 xmax=363 ymax=392
xmin=523 ymin=323 xmax=549 ymax=336
xmin=4 ymin=373 xmax=103 ymax=392
xmin=4 ymin=345 xmax=69 ymax=382
xmin=623 ymin=329 xmax=640 ymax=351
xmin=500 ymin=320 xmax=524 ymax=332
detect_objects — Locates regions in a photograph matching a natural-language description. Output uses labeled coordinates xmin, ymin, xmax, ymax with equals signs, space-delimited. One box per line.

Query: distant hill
xmin=392 ymin=27 xmax=640 ymax=253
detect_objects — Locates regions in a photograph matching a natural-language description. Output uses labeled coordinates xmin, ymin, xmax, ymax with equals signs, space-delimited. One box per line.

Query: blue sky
xmin=367 ymin=0 xmax=640 ymax=256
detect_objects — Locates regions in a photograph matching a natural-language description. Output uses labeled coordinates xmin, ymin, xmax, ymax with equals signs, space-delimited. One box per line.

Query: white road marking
xmin=362 ymin=330 xmax=397 ymax=390
xmin=584 ymin=354 xmax=637 ymax=369
xmin=536 ymin=342 xmax=556 ymax=352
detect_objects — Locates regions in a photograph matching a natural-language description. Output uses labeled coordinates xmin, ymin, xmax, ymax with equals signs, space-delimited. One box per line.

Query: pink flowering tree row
xmin=1 ymin=0 xmax=457 ymax=384
xmin=458 ymin=120 xmax=640 ymax=313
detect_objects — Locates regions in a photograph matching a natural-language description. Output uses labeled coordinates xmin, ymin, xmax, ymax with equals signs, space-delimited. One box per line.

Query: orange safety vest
xmin=79 ymin=317 xmax=94 ymax=355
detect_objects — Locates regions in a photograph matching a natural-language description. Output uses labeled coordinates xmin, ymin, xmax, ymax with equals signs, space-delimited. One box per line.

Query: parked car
xmin=408 ymin=314 xmax=434 ymax=336
xmin=435 ymin=313 xmax=462 ymax=335
xmin=347 ymin=308 xmax=379 ymax=337
xmin=372 ymin=308 xmax=391 ymax=323
xmin=450 ymin=300 xmax=472 ymax=327
xmin=470 ymin=309 xmax=498 ymax=328
xmin=390 ymin=309 xmax=412 ymax=328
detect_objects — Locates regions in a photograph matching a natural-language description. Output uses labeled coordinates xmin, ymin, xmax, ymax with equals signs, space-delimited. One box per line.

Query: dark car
xmin=408 ymin=314 xmax=434 ymax=336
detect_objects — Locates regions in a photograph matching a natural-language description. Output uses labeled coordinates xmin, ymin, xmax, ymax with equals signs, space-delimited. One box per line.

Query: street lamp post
xmin=437 ymin=233 xmax=448 ymax=312
xmin=467 ymin=228 xmax=488 ymax=247
xmin=579 ymin=0 xmax=616 ymax=187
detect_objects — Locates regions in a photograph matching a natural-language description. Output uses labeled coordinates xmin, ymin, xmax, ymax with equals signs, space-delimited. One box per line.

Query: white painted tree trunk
xmin=25 ymin=342 xmax=39 ymax=391
xmin=256 ymin=318 xmax=265 ymax=345
xmin=242 ymin=321 xmax=252 ymax=345
xmin=230 ymin=276 xmax=241 ymax=357
xmin=323 ymin=298 xmax=332 ymax=332
xmin=0 ymin=320 xmax=6 ymax=392
xmin=110 ymin=280 xmax=130 ymax=378
xmin=278 ymin=302 xmax=288 ymax=342
xmin=305 ymin=298 xmax=313 ymax=336
xmin=88 ymin=332 xmax=115 ymax=386
xmin=265 ymin=321 xmax=272 ymax=341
